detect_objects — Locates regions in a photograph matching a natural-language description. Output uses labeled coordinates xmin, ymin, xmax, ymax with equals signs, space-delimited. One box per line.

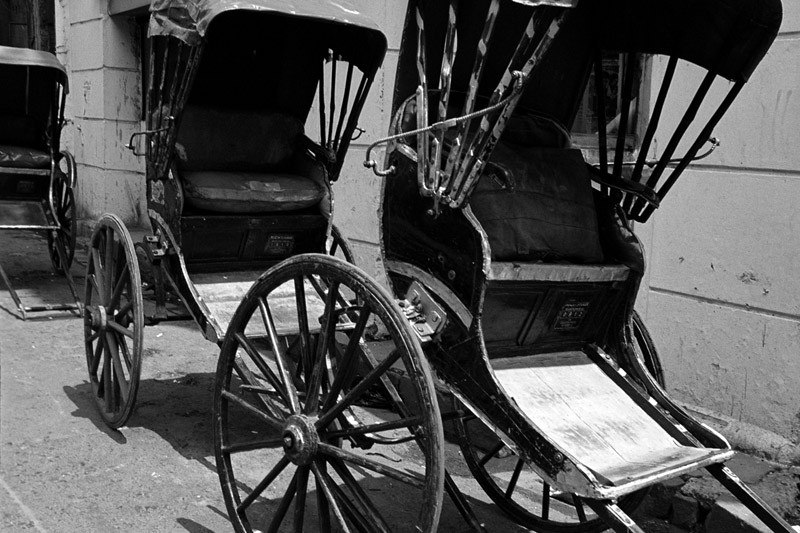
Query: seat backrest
xmin=470 ymin=143 xmax=604 ymax=264
xmin=175 ymin=105 xmax=304 ymax=172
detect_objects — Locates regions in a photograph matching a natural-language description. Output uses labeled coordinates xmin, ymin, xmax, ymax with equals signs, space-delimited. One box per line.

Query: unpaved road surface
xmin=0 ymin=231 xmax=533 ymax=532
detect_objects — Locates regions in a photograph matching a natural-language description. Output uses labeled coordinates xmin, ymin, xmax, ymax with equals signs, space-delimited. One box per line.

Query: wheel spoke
xmin=90 ymin=251 xmax=104 ymax=301
xmin=294 ymin=277 xmax=313 ymax=380
xmin=323 ymin=415 xmax=423 ymax=440
xmin=107 ymin=320 xmax=134 ymax=339
xmin=315 ymin=349 xmax=402 ymax=430
xmin=109 ymin=262 xmax=130 ymax=308
xmin=293 ymin=466 xmax=310 ymax=532
xmin=87 ymin=326 xmax=102 ymax=345
xmin=90 ymin=336 xmax=103 ymax=375
xmin=236 ymin=455 xmax=291 ymax=515
xmin=311 ymin=462 xmax=352 ymax=533
xmin=573 ymin=494 xmax=587 ymax=522
xmin=323 ymin=468 xmax=374 ymax=533
xmin=317 ymin=442 xmax=425 ymax=489
xmin=266 ymin=469 xmax=298 ymax=533
xmin=479 ymin=441 xmax=506 ymax=468
xmin=328 ymin=458 xmax=391 ymax=533
xmin=104 ymin=227 xmax=116 ymax=301
xmin=106 ymin=332 xmax=130 ymax=403
xmin=505 ymin=457 xmax=525 ymax=498
xmin=542 ymin=482 xmax=551 ymax=520
xmin=88 ymin=274 xmax=102 ymax=302
xmin=119 ymin=335 xmax=133 ymax=368
xmin=304 ymin=281 xmax=340 ymax=415
xmin=321 ymin=305 xmax=371 ymax=414
xmin=220 ymin=390 xmax=284 ymax=430
xmin=234 ymin=332 xmax=291 ymax=408
xmin=222 ymin=438 xmax=284 ymax=454
xmin=102 ymin=339 xmax=114 ymax=411
xmin=258 ymin=298 xmax=302 ymax=413
xmin=116 ymin=300 xmax=133 ymax=320
xmin=353 ymin=344 xmax=412 ymax=419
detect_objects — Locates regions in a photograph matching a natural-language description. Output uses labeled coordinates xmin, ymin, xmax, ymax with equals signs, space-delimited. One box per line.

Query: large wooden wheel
xmin=83 ymin=214 xmax=144 ymax=429
xmin=47 ymin=152 xmax=77 ymax=274
xmin=214 ymin=254 xmax=445 ymax=532
xmin=454 ymin=311 xmax=666 ymax=532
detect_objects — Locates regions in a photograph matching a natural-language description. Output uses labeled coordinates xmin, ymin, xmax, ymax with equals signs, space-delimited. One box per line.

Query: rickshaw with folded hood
xmin=211 ymin=0 xmax=795 ymax=531
xmin=361 ymin=0 xmax=792 ymax=531
xmin=0 ymin=45 xmax=80 ymax=319
xmin=81 ymin=0 xmax=389 ymax=431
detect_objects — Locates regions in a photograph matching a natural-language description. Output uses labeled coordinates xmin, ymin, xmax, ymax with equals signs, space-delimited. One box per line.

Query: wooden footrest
xmin=491 ymin=352 xmax=732 ymax=487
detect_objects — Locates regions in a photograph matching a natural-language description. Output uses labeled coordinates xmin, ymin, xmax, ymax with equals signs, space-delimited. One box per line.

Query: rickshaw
xmin=210 ymin=0 xmax=795 ymax=532
xmin=0 ymin=45 xmax=80 ymax=320
xmin=82 ymin=0 xmax=386 ymax=429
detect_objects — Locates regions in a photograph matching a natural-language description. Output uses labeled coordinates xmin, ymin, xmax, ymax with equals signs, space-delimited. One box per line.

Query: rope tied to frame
xmin=364 ymin=71 xmax=527 ymax=177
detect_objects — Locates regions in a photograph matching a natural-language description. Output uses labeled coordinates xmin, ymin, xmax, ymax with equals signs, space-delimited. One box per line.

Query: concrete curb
xmin=677 ymin=401 xmax=800 ymax=466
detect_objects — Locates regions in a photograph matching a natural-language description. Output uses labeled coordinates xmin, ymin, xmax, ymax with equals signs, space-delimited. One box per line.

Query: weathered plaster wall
xmin=635 ymin=4 xmax=800 ymax=442
xmin=54 ymin=0 xmax=145 ymax=231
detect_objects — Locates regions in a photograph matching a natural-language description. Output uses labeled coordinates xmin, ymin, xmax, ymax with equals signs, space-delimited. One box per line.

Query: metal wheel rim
xmin=83 ymin=213 xmax=144 ymax=428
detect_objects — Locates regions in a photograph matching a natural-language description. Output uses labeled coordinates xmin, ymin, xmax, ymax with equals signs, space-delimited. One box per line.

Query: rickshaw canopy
xmin=148 ymin=0 xmax=386 ymax=72
xmin=395 ymin=0 xmax=781 ymax=125
xmin=597 ymin=0 xmax=782 ymax=83
xmin=0 ymin=45 xmax=69 ymax=92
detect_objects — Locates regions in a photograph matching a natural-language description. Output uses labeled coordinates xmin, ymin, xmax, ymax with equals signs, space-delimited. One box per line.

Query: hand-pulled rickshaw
xmin=0 ymin=46 xmax=80 ymax=320
xmin=83 ymin=0 xmax=794 ymax=531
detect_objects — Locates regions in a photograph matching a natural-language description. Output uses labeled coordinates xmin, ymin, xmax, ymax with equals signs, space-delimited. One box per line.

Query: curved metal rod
xmin=363 ymin=72 xmax=525 ymax=178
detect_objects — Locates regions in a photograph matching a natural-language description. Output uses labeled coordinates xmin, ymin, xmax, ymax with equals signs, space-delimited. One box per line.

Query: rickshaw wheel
xmin=454 ymin=312 xmax=666 ymax=532
xmin=47 ymin=170 xmax=76 ymax=274
xmin=83 ymin=214 xmax=144 ymax=429
xmin=325 ymin=223 xmax=355 ymax=264
xmin=214 ymin=254 xmax=445 ymax=533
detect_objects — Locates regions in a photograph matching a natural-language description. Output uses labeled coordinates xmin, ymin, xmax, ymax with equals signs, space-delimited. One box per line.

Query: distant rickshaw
xmin=0 ymin=45 xmax=79 ymax=319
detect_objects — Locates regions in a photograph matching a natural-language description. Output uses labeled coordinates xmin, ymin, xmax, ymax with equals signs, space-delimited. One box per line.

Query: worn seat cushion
xmin=0 ymin=144 xmax=50 ymax=169
xmin=182 ymin=170 xmax=326 ymax=213
xmin=470 ymin=144 xmax=604 ymax=263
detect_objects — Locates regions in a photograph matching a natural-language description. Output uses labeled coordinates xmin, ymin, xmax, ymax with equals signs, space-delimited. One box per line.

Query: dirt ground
xmin=1 ymin=229 xmax=796 ymax=532
xmin=0 ymin=230 xmax=543 ymax=532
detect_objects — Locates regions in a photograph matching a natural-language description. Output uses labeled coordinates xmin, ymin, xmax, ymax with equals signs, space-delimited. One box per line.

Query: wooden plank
xmin=192 ymin=271 xmax=325 ymax=337
xmin=488 ymin=262 xmax=629 ymax=283
xmin=492 ymin=352 xmax=728 ymax=485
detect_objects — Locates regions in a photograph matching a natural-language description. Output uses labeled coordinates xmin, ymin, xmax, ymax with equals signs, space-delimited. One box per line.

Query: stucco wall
xmin=55 ymin=0 xmax=146 ymax=231
xmin=635 ymin=4 xmax=800 ymax=442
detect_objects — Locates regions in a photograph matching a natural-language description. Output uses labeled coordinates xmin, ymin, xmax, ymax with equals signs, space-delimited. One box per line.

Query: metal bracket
xmin=125 ymin=117 xmax=174 ymax=156
xmin=398 ymin=281 xmax=447 ymax=344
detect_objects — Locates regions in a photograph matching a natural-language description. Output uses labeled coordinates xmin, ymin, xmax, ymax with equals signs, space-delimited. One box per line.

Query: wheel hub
xmin=282 ymin=415 xmax=319 ymax=466
xmin=87 ymin=304 xmax=108 ymax=330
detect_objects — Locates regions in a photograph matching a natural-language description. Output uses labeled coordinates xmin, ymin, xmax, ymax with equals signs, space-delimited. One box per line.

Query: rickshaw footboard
xmin=491 ymin=351 xmax=733 ymax=490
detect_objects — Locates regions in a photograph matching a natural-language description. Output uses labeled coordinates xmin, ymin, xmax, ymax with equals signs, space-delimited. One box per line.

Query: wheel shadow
xmin=61 ymin=375 xmax=527 ymax=532
xmin=63 ymin=372 xmax=218 ymax=464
